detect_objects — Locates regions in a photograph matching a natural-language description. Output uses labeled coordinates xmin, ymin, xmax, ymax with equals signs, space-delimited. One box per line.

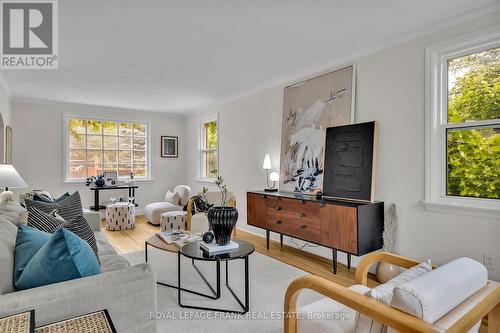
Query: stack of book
xmin=155 ymin=230 xmax=200 ymax=248
xmin=199 ymin=241 xmax=239 ymax=255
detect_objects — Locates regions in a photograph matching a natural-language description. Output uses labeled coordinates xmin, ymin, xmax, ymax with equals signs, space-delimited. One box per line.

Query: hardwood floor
xmin=103 ymin=215 xmax=488 ymax=332
xmin=102 ymin=215 xmax=375 ymax=287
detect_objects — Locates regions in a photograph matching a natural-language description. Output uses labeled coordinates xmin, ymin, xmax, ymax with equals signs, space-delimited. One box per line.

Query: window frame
xmin=198 ymin=115 xmax=219 ymax=182
xmin=424 ymin=26 xmax=500 ymax=218
xmin=63 ymin=114 xmax=152 ymax=183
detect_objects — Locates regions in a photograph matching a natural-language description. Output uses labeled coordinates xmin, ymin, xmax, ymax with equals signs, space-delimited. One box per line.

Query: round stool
xmin=160 ymin=211 xmax=187 ymax=232
xmin=106 ymin=202 xmax=136 ymax=231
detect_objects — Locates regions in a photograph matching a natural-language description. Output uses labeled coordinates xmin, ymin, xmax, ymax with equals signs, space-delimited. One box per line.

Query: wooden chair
xmin=186 ymin=191 xmax=237 ymax=236
xmin=284 ymin=252 xmax=500 ymax=333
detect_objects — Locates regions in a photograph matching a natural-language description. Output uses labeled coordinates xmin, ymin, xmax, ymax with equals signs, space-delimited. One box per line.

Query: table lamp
xmin=0 ymin=164 xmax=28 ymax=191
xmin=263 ymin=153 xmax=278 ymax=192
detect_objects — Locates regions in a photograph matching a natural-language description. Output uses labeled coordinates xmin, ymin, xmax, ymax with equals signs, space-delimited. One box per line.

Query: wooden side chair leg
xmin=490 ymin=303 xmax=500 ymax=333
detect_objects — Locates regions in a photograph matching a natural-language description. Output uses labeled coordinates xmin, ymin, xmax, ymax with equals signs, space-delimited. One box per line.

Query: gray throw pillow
xmin=24 ymin=192 xmax=83 ymax=221
xmin=27 ymin=206 xmax=99 ymax=263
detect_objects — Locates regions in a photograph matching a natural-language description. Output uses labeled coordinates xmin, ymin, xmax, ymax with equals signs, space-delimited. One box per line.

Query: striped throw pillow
xmin=27 ymin=206 xmax=99 ymax=263
xmin=24 ymin=192 xmax=83 ymax=221
xmin=354 ymin=260 xmax=432 ymax=333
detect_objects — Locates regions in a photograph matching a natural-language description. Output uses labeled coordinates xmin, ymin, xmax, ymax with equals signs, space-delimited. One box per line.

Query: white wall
xmin=184 ymin=11 xmax=500 ymax=280
xmin=0 ymin=78 xmax=11 ymax=127
xmin=12 ymin=101 xmax=186 ymax=214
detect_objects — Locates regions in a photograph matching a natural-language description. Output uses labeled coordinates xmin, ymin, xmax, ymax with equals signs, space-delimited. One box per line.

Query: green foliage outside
xmin=447 ymin=48 xmax=500 ymax=199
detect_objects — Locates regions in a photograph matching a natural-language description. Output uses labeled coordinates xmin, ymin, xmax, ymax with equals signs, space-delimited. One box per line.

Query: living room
xmin=0 ymin=1 xmax=499 ymax=332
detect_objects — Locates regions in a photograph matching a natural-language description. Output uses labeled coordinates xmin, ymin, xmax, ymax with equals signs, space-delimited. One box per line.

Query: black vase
xmin=207 ymin=206 xmax=238 ymax=245
xmin=95 ymin=176 xmax=105 ymax=187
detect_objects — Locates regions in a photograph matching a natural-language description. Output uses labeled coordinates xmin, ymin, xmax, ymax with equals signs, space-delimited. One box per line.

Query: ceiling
xmin=1 ymin=0 xmax=498 ymax=113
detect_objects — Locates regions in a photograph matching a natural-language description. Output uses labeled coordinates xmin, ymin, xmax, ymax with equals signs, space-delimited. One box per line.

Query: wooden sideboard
xmin=247 ymin=191 xmax=384 ymax=274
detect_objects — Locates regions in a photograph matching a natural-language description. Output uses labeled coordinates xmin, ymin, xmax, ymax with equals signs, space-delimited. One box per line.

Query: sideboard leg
xmin=347 ymin=253 xmax=351 ymax=270
xmin=280 ymin=234 xmax=283 ymax=248
xmin=332 ymin=249 xmax=337 ymax=274
xmin=266 ymin=230 xmax=270 ymax=250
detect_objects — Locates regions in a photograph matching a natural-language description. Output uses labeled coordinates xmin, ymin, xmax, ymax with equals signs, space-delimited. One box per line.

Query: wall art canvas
xmin=323 ymin=121 xmax=377 ymax=202
xmin=279 ymin=66 xmax=355 ymax=194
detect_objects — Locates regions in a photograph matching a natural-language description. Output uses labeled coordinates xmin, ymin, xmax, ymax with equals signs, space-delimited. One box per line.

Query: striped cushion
xmin=27 ymin=206 xmax=99 ymax=263
xmin=24 ymin=192 xmax=83 ymax=221
xmin=354 ymin=260 xmax=432 ymax=333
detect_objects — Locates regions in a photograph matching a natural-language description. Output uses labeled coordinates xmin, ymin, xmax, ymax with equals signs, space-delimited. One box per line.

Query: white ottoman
xmin=160 ymin=211 xmax=187 ymax=232
xmin=106 ymin=202 xmax=136 ymax=231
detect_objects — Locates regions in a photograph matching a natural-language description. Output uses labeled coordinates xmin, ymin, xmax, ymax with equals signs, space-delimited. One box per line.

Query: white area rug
xmin=123 ymin=247 xmax=312 ymax=333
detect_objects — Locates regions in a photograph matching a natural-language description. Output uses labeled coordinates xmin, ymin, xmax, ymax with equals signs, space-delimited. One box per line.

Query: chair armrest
xmin=83 ymin=209 xmax=101 ymax=231
xmin=355 ymin=252 xmax=424 ymax=285
xmin=284 ymin=274 xmax=438 ymax=333
xmin=0 ymin=263 xmax=157 ymax=332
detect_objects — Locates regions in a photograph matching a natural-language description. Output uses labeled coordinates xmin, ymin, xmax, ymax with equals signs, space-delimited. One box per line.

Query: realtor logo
xmin=1 ymin=0 xmax=58 ymax=69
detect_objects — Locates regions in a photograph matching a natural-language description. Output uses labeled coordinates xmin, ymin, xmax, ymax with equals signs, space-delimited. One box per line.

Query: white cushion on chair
xmin=174 ymin=185 xmax=191 ymax=206
xmin=164 ymin=191 xmax=180 ymax=205
xmin=392 ymin=257 xmax=487 ymax=324
xmin=144 ymin=201 xmax=183 ymax=225
xmin=190 ymin=213 xmax=209 ymax=234
xmin=297 ymin=284 xmax=371 ymax=333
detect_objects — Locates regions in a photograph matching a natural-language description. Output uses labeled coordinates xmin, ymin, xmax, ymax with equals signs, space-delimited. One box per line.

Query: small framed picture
xmin=161 ymin=136 xmax=178 ymax=158
xmin=104 ymin=171 xmax=118 ymax=185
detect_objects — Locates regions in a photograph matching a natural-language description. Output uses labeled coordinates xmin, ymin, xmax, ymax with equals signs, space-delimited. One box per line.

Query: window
xmin=425 ymin=28 xmax=500 ymax=217
xmin=65 ymin=117 xmax=150 ymax=181
xmin=200 ymin=119 xmax=218 ymax=180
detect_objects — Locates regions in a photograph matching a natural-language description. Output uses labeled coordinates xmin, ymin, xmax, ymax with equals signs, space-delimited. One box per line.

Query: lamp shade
xmin=262 ymin=153 xmax=272 ymax=170
xmin=0 ymin=164 xmax=28 ymax=189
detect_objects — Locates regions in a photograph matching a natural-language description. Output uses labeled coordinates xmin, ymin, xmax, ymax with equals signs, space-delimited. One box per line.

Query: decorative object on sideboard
xmin=161 ymin=136 xmax=178 ymax=158
xmin=0 ymin=164 xmax=28 ymax=191
xmin=376 ymin=203 xmax=401 ymax=283
xmin=323 ymin=121 xmax=377 ymax=202
xmin=279 ymin=66 xmax=355 ymax=195
xmin=202 ymin=231 xmax=214 ymax=244
xmin=262 ymin=153 xmax=279 ymax=192
xmin=207 ymin=176 xmax=238 ymax=245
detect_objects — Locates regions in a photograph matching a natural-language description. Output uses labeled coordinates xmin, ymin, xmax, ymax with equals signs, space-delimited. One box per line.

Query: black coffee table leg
xmin=191 ymin=259 xmax=220 ymax=299
xmin=178 ymin=255 xmax=250 ymax=314
xmin=177 ymin=253 xmax=220 ymax=304
xmin=225 ymin=257 xmax=249 ymax=313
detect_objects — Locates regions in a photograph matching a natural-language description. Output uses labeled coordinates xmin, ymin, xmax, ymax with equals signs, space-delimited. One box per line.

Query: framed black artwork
xmin=323 ymin=121 xmax=377 ymax=202
xmin=161 ymin=136 xmax=178 ymax=158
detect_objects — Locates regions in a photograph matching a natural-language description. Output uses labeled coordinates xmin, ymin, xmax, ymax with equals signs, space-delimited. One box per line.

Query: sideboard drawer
xmin=266 ymin=217 xmax=321 ymax=243
xmin=264 ymin=196 xmax=320 ymax=219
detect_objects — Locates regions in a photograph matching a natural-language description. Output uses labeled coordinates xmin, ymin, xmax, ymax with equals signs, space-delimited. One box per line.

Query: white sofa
xmin=0 ymin=210 xmax=157 ymax=332
xmin=286 ymin=252 xmax=500 ymax=333
xmin=144 ymin=185 xmax=191 ymax=225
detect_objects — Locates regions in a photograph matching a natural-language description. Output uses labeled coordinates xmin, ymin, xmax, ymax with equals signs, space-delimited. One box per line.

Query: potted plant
xmin=206 ymin=176 xmax=238 ymax=245
xmin=376 ymin=203 xmax=401 ymax=283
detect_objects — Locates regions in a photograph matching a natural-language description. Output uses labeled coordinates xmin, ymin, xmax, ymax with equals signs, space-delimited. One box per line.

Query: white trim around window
xmin=197 ymin=114 xmax=219 ymax=182
xmin=63 ymin=113 xmax=152 ymax=183
xmin=424 ymin=25 xmax=500 ymax=219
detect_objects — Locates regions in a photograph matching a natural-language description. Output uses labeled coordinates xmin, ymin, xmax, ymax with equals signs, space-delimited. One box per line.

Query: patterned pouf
xmin=160 ymin=211 xmax=187 ymax=232
xmin=106 ymin=202 xmax=136 ymax=231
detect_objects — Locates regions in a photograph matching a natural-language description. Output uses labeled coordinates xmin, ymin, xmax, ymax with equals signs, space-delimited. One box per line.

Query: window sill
xmin=195 ymin=178 xmax=217 ymax=184
xmin=422 ymin=200 xmax=500 ymax=220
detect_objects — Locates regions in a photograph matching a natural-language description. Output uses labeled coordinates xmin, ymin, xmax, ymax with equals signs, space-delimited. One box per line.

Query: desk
xmin=90 ymin=185 xmax=138 ymax=211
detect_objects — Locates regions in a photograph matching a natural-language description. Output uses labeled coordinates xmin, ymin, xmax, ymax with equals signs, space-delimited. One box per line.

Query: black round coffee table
xmin=177 ymin=240 xmax=255 ymax=314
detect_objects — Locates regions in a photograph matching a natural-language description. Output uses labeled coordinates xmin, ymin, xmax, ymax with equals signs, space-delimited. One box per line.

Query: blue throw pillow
xmin=14 ymin=225 xmax=52 ymax=283
xmin=15 ymin=228 xmax=101 ymax=290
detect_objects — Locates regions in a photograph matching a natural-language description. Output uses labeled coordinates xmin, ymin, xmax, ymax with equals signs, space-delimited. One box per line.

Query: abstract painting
xmin=279 ymin=66 xmax=355 ymax=194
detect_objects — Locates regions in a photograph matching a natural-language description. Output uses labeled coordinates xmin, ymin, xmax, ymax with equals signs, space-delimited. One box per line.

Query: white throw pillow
xmin=354 ymin=260 xmax=432 ymax=333
xmin=164 ymin=191 xmax=180 ymax=205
